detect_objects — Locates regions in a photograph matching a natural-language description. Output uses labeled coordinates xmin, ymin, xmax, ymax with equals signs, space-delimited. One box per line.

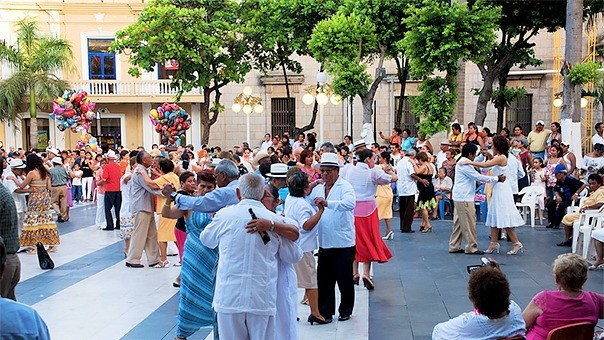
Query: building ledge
xmin=68 ymin=79 xmax=203 ymax=103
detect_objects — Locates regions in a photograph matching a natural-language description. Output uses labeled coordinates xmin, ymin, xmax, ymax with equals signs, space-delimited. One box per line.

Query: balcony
xmin=68 ymin=79 xmax=204 ymax=103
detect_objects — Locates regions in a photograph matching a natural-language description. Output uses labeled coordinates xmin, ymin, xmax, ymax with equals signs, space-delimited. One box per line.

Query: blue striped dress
xmin=175 ymin=212 xmax=218 ymax=338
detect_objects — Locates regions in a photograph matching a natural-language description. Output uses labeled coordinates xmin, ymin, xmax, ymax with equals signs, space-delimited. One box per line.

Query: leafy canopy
xmin=111 ymin=0 xmax=250 ymax=97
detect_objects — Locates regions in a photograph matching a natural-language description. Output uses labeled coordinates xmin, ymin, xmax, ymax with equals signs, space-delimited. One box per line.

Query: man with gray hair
xmin=200 ymin=173 xmax=301 ymax=339
xmin=396 ymin=148 xmax=420 ymax=233
xmin=162 ymin=159 xmax=239 ymax=213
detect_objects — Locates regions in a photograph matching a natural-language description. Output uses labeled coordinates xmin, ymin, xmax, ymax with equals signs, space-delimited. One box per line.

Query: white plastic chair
xmin=516 ymin=186 xmax=544 ymax=228
xmin=571 ymin=205 xmax=604 ymax=254
xmin=579 ymin=214 xmax=604 ymax=259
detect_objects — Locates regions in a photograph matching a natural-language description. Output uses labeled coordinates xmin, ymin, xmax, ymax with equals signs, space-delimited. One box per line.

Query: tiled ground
xmin=13 ymin=203 xmax=604 ymax=339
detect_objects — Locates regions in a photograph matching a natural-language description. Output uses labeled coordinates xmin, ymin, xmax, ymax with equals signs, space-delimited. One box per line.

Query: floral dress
xmin=19 ymin=180 xmax=60 ymax=247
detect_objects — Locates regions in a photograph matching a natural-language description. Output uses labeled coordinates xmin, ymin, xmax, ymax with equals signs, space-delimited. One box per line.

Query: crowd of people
xmin=1 ymin=120 xmax=604 ymax=339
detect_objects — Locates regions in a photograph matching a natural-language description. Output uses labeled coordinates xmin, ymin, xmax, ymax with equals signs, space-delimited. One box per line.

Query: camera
xmin=466 ymin=257 xmax=497 ymax=274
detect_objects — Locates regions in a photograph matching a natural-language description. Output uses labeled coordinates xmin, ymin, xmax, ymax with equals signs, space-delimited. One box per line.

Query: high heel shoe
xmin=588 ymin=262 xmax=604 ymax=271
xmin=382 ymin=231 xmax=394 ymax=240
xmin=353 ymin=274 xmax=360 ymax=285
xmin=507 ymin=243 xmax=524 ymax=255
xmin=419 ymin=225 xmax=426 ymax=232
xmin=362 ymin=276 xmax=375 ymax=290
xmin=421 ymin=225 xmax=432 ymax=233
xmin=484 ymin=242 xmax=500 ymax=254
xmin=308 ymin=314 xmax=332 ymax=325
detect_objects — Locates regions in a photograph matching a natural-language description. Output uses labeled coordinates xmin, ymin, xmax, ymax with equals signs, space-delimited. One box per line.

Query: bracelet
xmin=164 ymin=201 xmax=172 ymax=207
xmin=270 ymin=220 xmax=275 ymax=232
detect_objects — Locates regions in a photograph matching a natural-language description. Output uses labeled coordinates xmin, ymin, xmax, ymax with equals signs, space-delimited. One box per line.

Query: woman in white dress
xmin=119 ymin=157 xmax=136 ymax=255
xmin=461 ymin=135 xmax=525 ymax=255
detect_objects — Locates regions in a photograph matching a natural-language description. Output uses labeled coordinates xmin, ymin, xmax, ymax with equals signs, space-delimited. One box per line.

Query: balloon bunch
xmin=51 ymin=90 xmax=96 ymax=133
xmin=75 ymin=133 xmax=99 ymax=151
xmin=149 ymin=103 xmax=191 ymax=146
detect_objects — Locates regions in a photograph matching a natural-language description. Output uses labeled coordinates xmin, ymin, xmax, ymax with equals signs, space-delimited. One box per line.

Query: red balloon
xmin=63 ymin=109 xmax=76 ymax=118
xmin=80 ymin=104 xmax=89 ymax=113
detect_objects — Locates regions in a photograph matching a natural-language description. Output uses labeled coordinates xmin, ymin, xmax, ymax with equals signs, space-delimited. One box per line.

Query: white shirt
xmin=284 ymin=195 xmax=318 ymax=252
xmin=507 ymin=153 xmax=526 ymax=195
xmin=592 ymin=133 xmax=604 ymax=146
xmin=452 ymin=157 xmax=500 ymax=202
xmin=436 ymin=151 xmax=447 ymax=169
xmin=3 ymin=173 xmax=26 ymax=213
xmin=308 ymin=177 xmax=356 ymax=249
xmin=432 ymin=301 xmax=526 ymax=340
xmin=396 ymin=156 xmax=417 ymax=196
xmin=432 ymin=176 xmax=453 ymax=192
xmin=200 ymin=199 xmax=302 ymax=315
xmin=260 ymin=140 xmax=273 ymax=151
xmin=341 ymin=162 xmax=392 ymax=202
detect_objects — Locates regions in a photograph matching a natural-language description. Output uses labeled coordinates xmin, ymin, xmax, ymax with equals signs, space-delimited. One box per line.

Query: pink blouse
xmin=526 ymin=290 xmax=604 ymax=340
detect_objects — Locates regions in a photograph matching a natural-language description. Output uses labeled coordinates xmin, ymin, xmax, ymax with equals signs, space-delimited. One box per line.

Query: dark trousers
xmin=547 ymin=199 xmax=572 ymax=227
xmin=317 ymin=246 xmax=356 ymax=319
xmin=399 ymin=195 xmax=416 ymax=232
xmin=104 ymin=191 xmax=122 ymax=230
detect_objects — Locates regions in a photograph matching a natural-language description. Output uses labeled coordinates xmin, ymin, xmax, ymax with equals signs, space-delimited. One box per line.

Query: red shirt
xmin=102 ymin=161 xmax=122 ymax=192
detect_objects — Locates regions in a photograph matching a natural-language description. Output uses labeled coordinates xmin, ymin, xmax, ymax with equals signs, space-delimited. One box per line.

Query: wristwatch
xmin=170 ymin=191 xmax=178 ymax=200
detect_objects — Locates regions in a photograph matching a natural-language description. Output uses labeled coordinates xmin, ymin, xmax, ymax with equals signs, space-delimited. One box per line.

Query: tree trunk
xmin=360 ymin=93 xmax=374 ymax=125
xmin=474 ymin=66 xmax=496 ymax=126
xmin=281 ymin=62 xmax=294 ymax=133
xmin=494 ymin=75 xmax=509 ymax=132
xmin=199 ymin=87 xmax=212 ymax=145
xmin=561 ymin=0 xmax=583 ymax=123
xmin=29 ymin=87 xmax=38 ymax=150
xmin=395 ymin=56 xmax=409 ymax=128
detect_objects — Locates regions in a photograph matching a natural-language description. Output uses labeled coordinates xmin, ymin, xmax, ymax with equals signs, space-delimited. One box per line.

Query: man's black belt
xmin=51 ymin=184 xmax=66 ymax=187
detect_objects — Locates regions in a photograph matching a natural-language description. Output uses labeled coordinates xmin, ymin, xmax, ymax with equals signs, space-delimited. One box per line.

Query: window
xmin=394 ymin=96 xmax=419 ymax=136
xmin=271 ymin=98 xmax=295 ymax=138
xmin=157 ymin=60 xmax=178 ymax=79
xmin=23 ymin=118 xmax=50 ymax=150
xmin=89 ymin=118 xmax=122 ymax=152
xmin=507 ymin=94 xmax=533 ymax=135
xmin=88 ymin=39 xmax=116 ymax=94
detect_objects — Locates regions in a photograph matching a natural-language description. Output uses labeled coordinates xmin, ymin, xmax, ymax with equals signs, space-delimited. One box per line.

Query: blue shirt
xmin=0 ymin=298 xmax=51 ymax=340
xmin=175 ymin=180 xmax=239 ymax=213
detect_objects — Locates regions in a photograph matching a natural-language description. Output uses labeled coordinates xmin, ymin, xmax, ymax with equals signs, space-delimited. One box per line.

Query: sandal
xmin=153 ymin=260 xmax=169 ymax=268
xmin=26 ymin=248 xmax=37 ymax=254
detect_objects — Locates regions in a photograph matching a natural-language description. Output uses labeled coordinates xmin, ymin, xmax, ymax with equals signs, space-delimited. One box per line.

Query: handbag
xmin=474 ymin=193 xmax=486 ymax=202
xmin=36 ymin=242 xmax=55 ymax=270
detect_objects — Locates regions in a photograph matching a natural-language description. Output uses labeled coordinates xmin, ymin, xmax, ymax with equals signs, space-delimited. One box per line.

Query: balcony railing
xmin=68 ymin=79 xmax=202 ymax=97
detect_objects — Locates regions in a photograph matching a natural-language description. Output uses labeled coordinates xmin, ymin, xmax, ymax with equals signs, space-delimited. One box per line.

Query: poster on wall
xmin=37 ymin=130 xmax=48 ymax=150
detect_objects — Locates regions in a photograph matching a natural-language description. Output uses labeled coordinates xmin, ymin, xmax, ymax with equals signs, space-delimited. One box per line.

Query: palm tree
xmin=0 ymin=18 xmax=73 ymax=149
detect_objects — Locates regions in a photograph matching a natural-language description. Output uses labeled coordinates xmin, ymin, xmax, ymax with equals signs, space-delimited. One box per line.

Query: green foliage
xmin=309 ymin=12 xmax=378 ymax=98
xmin=0 ymin=18 xmax=72 ymax=147
xmin=400 ymin=0 xmax=501 ymax=79
xmin=567 ymin=61 xmax=602 ymax=86
xmin=410 ymin=77 xmax=456 ymax=138
xmin=112 ymin=0 xmax=250 ymax=98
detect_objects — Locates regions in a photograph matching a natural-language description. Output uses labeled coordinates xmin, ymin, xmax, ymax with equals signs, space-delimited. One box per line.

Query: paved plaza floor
xmin=13 ymin=202 xmax=604 ymax=339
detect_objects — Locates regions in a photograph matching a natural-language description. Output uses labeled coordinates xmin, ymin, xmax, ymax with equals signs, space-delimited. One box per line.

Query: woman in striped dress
xmin=162 ymin=170 xmax=217 ymax=340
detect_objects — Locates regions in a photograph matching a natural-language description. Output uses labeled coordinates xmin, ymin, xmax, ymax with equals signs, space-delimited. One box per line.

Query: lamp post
xmin=232 ymin=86 xmax=263 ymax=145
xmin=303 ymin=71 xmax=341 ymax=145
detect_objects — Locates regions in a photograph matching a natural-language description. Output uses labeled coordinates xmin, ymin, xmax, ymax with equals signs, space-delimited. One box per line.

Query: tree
xmin=112 ymin=0 xmax=250 ymax=144
xmin=400 ymin=0 xmax=500 ymax=136
xmin=308 ymin=0 xmax=412 ymax=128
xmin=0 ymin=18 xmax=73 ymax=149
xmin=242 ymin=0 xmax=340 ymax=136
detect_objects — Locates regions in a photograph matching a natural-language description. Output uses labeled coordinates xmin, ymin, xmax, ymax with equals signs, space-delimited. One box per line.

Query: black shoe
xmin=338 ymin=315 xmax=351 ymax=322
xmin=449 ymin=249 xmax=465 ymax=254
xmin=557 ymin=240 xmax=572 ymax=247
xmin=125 ymin=262 xmax=144 ymax=268
xmin=546 ymin=224 xmax=554 ymax=229
xmin=173 ymin=282 xmax=180 ymax=288
xmin=401 ymin=230 xmax=415 ymax=233
xmin=148 ymin=262 xmax=159 ymax=267
xmin=114 ymin=227 xmax=120 ymax=230
xmin=466 ymin=250 xmax=485 ymax=255
xmin=57 ymin=218 xmax=65 ymax=223
xmin=308 ymin=314 xmax=332 ymax=325
xmin=101 ymin=228 xmax=114 ymax=231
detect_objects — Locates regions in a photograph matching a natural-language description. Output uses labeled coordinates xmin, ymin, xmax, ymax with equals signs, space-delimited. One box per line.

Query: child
xmin=71 ymin=163 xmax=83 ymax=204
xmin=530 ymin=158 xmax=547 ymax=220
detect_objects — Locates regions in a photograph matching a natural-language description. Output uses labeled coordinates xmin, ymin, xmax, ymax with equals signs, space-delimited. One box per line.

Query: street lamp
xmin=232 ymin=86 xmax=263 ymax=145
xmin=303 ymin=71 xmax=342 ymax=144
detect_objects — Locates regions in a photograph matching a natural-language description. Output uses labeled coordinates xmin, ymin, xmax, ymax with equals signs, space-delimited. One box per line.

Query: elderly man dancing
xmin=200 ymin=173 xmax=301 ymax=339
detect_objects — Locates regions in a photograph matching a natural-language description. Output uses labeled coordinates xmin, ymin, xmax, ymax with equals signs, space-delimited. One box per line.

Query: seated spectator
xmin=432 ymin=167 xmax=453 ymax=220
xmin=523 ymin=253 xmax=604 ymax=339
xmin=590 ymin=228 xmax=604 ymax=270
xmin=546 ymin=164 xmax=585 ymax=229
xmin=0 ymin=238 xmax=51 ymax=340
xmin=557 ymin=174 xmax=604 ymax=247
xmin=432 ymin=266 xmax=526 ymax=340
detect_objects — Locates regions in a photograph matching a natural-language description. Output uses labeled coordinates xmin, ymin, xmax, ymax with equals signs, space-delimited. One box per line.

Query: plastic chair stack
xmin=515 ymin=186 xmax=545 ymax=228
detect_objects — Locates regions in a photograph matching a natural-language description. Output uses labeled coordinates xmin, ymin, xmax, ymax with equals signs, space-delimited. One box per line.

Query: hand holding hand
xmin=162 ymin=183 xmax=175 ymax=198
xmin=497 ymin=174 xmax=506 ymax=183
xmin=314 ymin=197 xmax=327 ymax=209
xmin=246 ymin=218 xmax=270 ymax=234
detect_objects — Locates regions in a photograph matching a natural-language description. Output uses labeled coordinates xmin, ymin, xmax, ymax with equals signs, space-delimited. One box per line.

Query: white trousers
xmin=217 ymin=313 xmax=274 ymax=340
xmin=82 ymin=177 xmax=93 ymax=200
xmin=96 ymin=193 xmax=106 ymax=227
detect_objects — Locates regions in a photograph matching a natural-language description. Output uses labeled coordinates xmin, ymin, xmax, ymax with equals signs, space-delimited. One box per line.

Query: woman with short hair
xmin=523 ymin=253 xmax=604 ymax=339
